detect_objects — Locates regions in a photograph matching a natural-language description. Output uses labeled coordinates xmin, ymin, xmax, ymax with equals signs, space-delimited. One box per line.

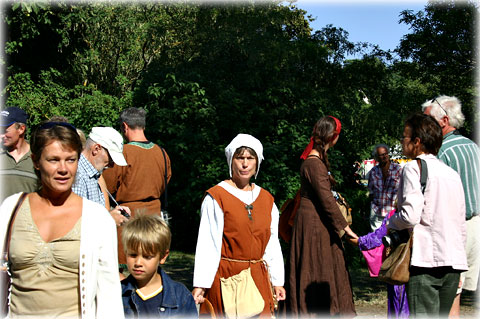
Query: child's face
xmin=126 ymin=247 xmax=167 ymax=287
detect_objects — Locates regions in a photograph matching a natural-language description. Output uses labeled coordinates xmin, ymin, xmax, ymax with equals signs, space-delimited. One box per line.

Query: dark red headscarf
xmin=300 ymin=116 xmax=341 ymax=160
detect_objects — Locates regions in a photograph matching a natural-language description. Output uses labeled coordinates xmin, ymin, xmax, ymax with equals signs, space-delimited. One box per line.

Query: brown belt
xmin=221 ymin=257 xmax=264 ymax=264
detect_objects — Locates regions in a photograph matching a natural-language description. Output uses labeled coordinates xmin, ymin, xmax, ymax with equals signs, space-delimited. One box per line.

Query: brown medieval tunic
xmin=102 ymin=142 xmax=171 ymax=264
xmin=289 ymin=156 xmax=356 ymax=317
xmin=200 ymin=185 xmax=276 ymax=318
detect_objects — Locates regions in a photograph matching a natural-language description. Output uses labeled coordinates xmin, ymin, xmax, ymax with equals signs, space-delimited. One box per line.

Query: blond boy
xmin=121 ymin=215 xmax=197 ymax=318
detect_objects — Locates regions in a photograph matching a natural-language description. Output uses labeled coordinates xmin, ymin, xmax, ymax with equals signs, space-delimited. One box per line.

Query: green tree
xmin=6 ymin=69 xmax=127 ymax=131
xmin=135 ymin=1 xmax=322 ymax=249
xmin=396 ymin=0 xmax=478 ymax=135
xmin=4 ymin=0 xmax=475 ymax=254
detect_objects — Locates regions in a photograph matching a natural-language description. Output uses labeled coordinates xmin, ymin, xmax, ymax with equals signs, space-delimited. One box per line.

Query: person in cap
xmin=0 ymin=106 xmax=38 ymax=202
xmin=72 ymin=127 xmax=131 ymax=227
xmin=289 ymin=116 xmax=357 ymax=317
xmin=192 ymin=134 xmax=286 ymax=318
xmin=102 ymin=107 xmax=171 ymax=266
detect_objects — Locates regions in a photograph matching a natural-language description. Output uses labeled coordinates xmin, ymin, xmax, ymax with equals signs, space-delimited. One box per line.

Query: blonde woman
xmin=0 ymin=121 xmax=123 ymax=318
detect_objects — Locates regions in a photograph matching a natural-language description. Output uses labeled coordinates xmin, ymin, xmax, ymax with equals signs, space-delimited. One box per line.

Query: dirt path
xmin=351 ymin=267 xmax=478 ymax=318
xmin=164 ymin=251 xmax=479 ymax=318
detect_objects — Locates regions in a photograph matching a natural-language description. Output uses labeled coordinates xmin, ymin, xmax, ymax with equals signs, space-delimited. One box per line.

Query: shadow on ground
xmin=163 ymin=251 xmax=478 ymax=318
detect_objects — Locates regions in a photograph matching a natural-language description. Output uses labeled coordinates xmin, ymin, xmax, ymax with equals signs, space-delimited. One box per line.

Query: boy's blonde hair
xmin=122 ymin=214 xmax=171 ymax=258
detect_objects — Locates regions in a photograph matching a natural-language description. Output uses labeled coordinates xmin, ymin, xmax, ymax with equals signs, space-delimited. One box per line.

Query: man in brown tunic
xmin=103 ymin=107 xmax=171 ymax=264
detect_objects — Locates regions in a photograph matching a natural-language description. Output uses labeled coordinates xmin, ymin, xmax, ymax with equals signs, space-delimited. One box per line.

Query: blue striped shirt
xmin=438 ymin=131 xmax=480 ymax=219
xmin=72 ymin=154 xmax=105 ymax=206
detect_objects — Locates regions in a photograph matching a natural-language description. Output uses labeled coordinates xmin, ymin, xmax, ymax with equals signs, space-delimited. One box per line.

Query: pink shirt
xmin=387 ymin=154 xmax=468 ymax=270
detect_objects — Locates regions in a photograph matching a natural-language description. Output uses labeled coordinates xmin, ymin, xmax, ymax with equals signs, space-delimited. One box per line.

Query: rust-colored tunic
xmin=102 ymin=142 xmax=171 ymax=264
xmin=201 ymin=185 xmax=275 ymax=318
xmin=289 ymin=156 xmax=356 ymax=317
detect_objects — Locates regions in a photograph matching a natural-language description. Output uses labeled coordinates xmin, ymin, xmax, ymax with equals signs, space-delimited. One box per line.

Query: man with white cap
xmin=0 ymin=106 xmax=37 ymax=202
xmin=72 ymin=126 xmax=131 ymax=226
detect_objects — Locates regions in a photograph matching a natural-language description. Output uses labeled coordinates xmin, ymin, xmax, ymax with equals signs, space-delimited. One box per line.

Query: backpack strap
xmin=415 ymin=158 xmax=428 ymax=194
xmin=160 ymin=147 xmax=168 ymax=210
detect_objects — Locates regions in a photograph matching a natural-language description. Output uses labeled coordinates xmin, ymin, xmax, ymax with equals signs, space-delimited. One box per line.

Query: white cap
xmin=88 ymin=127 xmax=127 ymax=166
xmin=225 ymin=134 xmax=264 ymax=179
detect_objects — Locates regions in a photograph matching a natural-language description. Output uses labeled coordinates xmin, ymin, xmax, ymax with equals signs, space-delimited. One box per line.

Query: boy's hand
xmin=192 ymin=287 xmax=206 ymax=304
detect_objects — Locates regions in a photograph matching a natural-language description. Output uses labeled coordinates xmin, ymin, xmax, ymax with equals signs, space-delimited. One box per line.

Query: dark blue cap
xmin=0 ymin=107 xmax=28 ymax=127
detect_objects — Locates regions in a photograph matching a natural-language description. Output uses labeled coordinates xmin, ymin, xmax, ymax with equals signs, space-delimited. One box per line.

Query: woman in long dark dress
xmin=289 ymin=116 xmax=357 ymax=317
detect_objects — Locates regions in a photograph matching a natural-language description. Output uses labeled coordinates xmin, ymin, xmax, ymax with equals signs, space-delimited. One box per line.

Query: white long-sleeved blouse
xmin=387 ymin=154 xmax=468 ymax=270
xmin=193 ymin=181 xmax=285 ymax=288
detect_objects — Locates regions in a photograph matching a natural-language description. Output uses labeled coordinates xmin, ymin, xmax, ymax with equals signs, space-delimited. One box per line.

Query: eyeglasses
xmin=101 ymin=146 xmax=114 ymax=163
xmin=38 ymin=121 xmax=77 ymax=132
xmin=433 ymin=98 xmax=448 ymax=116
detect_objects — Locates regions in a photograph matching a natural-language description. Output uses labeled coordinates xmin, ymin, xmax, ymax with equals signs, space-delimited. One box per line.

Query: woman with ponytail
xmin=289 ymin=116 xmax=357 ymax=317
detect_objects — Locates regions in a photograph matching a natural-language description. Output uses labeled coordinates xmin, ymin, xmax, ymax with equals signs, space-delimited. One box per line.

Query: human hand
xmin=346 ymin=236 xmax=359 ymax=246
xmin=344 ymin=225 xmax=358 ymax=240
xmin=192 ymin=287 xmax=206 ymax=304
xmin=274 ymin=286 xmax=286 ymax=301
xmin=110 ymin=205 xmax=131 ymax=227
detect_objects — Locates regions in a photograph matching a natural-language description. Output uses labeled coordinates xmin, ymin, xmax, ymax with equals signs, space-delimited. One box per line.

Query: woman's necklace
xmin=245 ymin=185 xmax=254 ymax=220
xmin=246 ymin=203 xmax=253 ymax=220
xmin=229 ymin=179 xmax=254 ymax=220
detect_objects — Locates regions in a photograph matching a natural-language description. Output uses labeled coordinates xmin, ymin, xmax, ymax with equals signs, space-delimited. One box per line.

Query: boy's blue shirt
xmin=121 ymin=266 xmax=198 ymax=318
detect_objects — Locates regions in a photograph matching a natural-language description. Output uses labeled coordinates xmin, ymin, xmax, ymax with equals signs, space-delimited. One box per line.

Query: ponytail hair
xmin=312 ymin=116 xmax=339 ymax=185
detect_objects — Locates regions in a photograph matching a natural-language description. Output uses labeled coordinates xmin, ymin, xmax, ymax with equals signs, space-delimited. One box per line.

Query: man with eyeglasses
xmin=367 ymin=144 xmax=402 ymax=231
xmin=0 ymin=106 xmax=38 ymax=202
xmin=423 ymin=95 xmax=480 ymax=318
xmin=72 ymin=127 xmax=131 ymax=227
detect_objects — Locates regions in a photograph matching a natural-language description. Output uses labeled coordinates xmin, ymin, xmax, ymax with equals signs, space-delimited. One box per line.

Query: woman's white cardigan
xmin=0 ymin=193 xmax=124 ymax=319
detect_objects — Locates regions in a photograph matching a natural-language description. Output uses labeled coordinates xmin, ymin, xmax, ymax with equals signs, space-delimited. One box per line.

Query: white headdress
xmin=225 ymin=134 xmax=264 ymax=179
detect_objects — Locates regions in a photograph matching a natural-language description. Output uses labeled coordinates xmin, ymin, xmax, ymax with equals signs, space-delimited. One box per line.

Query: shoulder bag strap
xmin=3 ymin=192 xmax=28 ymax=258
xmin=160 ymin=147 xmax=168 ymax=210
xmin=415 ymin=158 xmax=428 ymax=194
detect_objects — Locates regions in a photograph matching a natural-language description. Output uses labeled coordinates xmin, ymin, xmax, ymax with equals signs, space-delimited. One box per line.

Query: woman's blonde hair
xmin=122 ymin=214 xmax=171 ymax=258
xmin=76 ymin=128 xmax=87 ymax=149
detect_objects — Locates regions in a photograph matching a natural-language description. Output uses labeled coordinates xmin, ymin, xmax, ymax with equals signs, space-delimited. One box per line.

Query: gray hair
xmin=421 ymin=95 xmax=465 ymax=129
xmin=119 ymin=107 xmax=146 ymax=130
xmin=84 ymin=137 xmax=96 ymax=150
xmin=372 ymin=144 xmax=390 ymax=158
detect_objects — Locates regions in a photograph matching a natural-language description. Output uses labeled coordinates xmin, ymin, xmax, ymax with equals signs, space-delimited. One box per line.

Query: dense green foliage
xmin=2 ymin=0 xmax=477 ymax=251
